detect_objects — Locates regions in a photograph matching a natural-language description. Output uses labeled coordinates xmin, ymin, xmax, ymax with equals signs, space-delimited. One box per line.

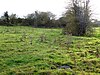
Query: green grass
xmin=0 ymin=26 xmax=100 ymax=75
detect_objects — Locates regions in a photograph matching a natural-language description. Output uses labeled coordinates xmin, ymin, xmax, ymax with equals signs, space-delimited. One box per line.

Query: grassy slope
xmin=0 ymin=26 xmax=100 ymax=75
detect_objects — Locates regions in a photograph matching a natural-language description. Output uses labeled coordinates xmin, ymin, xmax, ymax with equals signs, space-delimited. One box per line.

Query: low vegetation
xmin=0 ymin=26 xmax=100 ymax=75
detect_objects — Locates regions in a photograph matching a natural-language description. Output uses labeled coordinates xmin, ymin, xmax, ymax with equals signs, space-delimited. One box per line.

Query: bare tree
xmin=63 ymin=0 xmax=92 ymax=36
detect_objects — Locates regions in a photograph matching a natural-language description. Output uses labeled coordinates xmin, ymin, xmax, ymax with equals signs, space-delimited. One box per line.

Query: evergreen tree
xmin=4 ymin=11 xmax=9 ymax=23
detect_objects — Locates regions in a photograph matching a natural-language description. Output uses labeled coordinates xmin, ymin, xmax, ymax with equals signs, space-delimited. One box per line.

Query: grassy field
xmin=0 ymin=26 xmax=100 ymax=75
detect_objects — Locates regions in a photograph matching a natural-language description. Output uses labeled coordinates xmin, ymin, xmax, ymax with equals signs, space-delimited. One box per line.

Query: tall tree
xmin=9 ymin=14 xmax=17 ymax=24
xmin=25 ymin=11 xmax=56 ymax=27
xmin=4 ymin=11 xmax=9 ymax=23
xmin=63 ymin=0 xmax=91 ymax=36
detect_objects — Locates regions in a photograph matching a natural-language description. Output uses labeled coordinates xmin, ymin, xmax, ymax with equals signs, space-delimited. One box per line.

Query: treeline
xmin=0 ymin=0 xmax=98 ymax=36
xmin=0 ymin=11 xmax=67 ymax=28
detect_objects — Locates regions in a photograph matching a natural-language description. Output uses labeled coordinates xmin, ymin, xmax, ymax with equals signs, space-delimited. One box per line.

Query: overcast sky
xmin=0 ymin=0 xmax=100 ymax=20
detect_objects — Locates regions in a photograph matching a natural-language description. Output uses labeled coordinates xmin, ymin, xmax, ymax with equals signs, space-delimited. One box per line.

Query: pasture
xmin=0 ymin=26 xmax=100 ymax=75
